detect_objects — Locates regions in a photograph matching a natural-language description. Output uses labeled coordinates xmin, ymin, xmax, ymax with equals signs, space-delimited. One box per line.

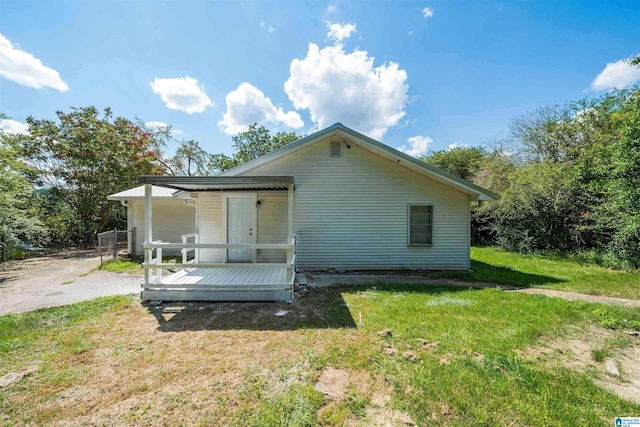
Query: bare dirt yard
xmin=0 ymin=250 xmax=141 ymax=315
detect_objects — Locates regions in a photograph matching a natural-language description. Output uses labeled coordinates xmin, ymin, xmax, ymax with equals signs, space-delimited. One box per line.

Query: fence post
xmin=98 ymin=232 xmax=103 ymax=265
xmin=113 ymin=229 xmax=117 ymax=259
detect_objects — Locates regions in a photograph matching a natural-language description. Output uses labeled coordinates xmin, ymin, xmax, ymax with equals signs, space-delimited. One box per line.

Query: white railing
xmin=149 ymin=241 xmax=163 ymax=284
xmin=287 ymin=234 xmax=297 ymax=284
xmin=181 ymin=233 xmax=199 ymax=264
xmin=143 ymin=233 xmax=298 ymax=286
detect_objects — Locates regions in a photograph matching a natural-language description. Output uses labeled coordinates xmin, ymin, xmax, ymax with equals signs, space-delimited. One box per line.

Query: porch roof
xmin=138 ymin=175 xmax=294 ymax=192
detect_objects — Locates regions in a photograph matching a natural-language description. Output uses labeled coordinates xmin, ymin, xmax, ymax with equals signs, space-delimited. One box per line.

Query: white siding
xmin=256 ymin=191 xmax=288 ymax=263
xmin=196 ymin=191 xmax=289 ymax=263
xmin=197 ymin=193 xmax=225 ymax=262
xmin=238 ymin=138 xmax=471 ymax=270
xmin=131 ymin=199 xmax=196 ymax=256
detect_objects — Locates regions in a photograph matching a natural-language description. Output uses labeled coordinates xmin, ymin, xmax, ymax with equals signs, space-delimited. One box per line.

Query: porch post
xmin=287 ymin=183 xmax=294 ymax=242
xmin=287 ymin=183 xmax=294 ymax=284
xmin=144 ymin=184 xmax=153 ymax=285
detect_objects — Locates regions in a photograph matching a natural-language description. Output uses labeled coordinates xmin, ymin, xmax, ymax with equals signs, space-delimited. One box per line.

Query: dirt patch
xmin=0 ymin=366 xmax=38 ymax=388
xmin=315 ymin=367 xmax=350 ymax=398
xmin=315 ymin=368 xmax=398 ymax=426
xmin=362 ymin=407 xmax=416 ymax=426
xmin=517 ymin=326 xmax=640 ymax=404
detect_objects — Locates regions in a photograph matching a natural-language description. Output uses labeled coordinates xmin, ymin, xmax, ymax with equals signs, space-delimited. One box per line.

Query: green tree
xmin=0 ymin=123 xmax=48 ymax=259
xmin=474 ymin=86 xmax=640 ymax=267
xmin=507 ymin=105 xmax=587 ymax=164
xmin=576 ymin=88 xmax=640 ymax=267
xmin=208 ymin=124 xmax=300 ymax=173
xmin=170 ymin=139 xmax=210 ymax=176
xmin=10 ymin=106 xmax=165 ymax=244
xmin=489 ymin=162 xmax=581 ymax=252
xmin=421 ymin=146 xmax=487 ymax=181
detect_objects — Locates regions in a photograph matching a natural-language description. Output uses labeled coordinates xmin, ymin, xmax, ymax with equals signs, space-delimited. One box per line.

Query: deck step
xmin=143 ymin=283 xmax=292 ymax=291
xmin=141 ymin=289 xmax=293 ymax=302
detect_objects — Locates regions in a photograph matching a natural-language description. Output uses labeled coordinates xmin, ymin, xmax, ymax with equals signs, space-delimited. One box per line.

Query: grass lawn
xmin=98 ymin=258 xmax=143 ymax=274
xmin=1 ymin=283 xmax=639 ymax=426
xmin=433 ymin=246 xmax=640 ymax=300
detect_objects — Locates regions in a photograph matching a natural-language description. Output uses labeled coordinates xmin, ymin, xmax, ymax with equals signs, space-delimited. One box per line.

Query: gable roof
xmin=221 ymin=123 xmax=499 ymax=201
xmin=107 ymin=185 xmax=183 ymax=200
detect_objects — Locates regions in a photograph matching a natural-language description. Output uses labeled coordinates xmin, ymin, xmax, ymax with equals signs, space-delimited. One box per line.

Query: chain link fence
xmin=97 ymin=228 xmax=135 ymax=265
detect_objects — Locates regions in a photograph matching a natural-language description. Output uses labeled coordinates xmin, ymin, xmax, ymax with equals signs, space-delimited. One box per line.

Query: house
xmin=107 ymin=185 xmax=196 ymax=256
xmin=133 ymin=123 xmax=499 ymax=302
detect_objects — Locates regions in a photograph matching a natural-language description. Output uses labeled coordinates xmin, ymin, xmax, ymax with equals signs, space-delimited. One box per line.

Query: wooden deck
xmin=142 ymin=267 xmax=293 ymax=301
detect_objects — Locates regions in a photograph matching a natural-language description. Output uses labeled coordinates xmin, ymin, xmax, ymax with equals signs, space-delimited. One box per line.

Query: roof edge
xmin=222 ymin=123 xmax=499 ymax=201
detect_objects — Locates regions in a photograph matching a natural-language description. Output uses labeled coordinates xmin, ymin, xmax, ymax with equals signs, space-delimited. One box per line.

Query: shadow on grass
xmin=431 ymin=260 xmax=565 ymax=288
xmin=143 ymin=284 xmax=479 ymax=332
xmin=144 ymin=286 xmax=359 ymax=332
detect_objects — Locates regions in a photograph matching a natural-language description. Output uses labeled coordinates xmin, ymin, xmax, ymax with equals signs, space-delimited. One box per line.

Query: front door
xmin=227 ymin=196 xmax=255 ymax=262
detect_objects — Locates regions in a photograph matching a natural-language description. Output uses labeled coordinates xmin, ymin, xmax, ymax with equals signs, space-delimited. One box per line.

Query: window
xmin=408 ymin=205 xmax=433 ymax=245
xmin=330 ymin=141 xmax=342 ymax=157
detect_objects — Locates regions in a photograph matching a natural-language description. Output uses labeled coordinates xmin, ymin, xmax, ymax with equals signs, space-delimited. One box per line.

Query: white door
xmin=227 ymin=196 xmax=255 ymax=262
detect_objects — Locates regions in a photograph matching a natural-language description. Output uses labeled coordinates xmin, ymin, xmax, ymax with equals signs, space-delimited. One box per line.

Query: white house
xmin=107 ymin=185 xmax=196 ymax=256
xmin=131 ymin=123 xmax=498 ymax=302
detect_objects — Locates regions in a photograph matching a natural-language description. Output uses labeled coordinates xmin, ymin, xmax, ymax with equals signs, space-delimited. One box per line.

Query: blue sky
xmin=1 ymin=0 xmax=639 ymax=157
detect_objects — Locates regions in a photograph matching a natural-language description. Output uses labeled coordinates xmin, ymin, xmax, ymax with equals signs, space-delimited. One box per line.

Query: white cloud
xmin=422 ymin=7 xmax=434 ymax=18
xmin=590 ymin=59 xmax=640 ymax=91
xmin=408 ymin=30 xmax=415 ymax=36
xmin=326 ymin=22 xmax=357 ymax=43
xmin=397 ymin=135 xmax=432 ymax=157
xmin=260 ymin=22 xmax=275 ymax=32
xmin=145 ymin=121 xmax=169 ymax=132
xmin=218 ymin=82 xmax=304 ymax=135
xmin=150 ymin=76 xmax=213 ymax=114
xmin=0 ymin=33 xmax=68 ymax=91
xmin=145 ymin=121 xmax=181 ymax=135
xmin=0 ymin=118 xmax=29 ymax=135
xmin=284 ymin=43 xmax=409 ymax=140
xmin=447 ymin=142 xmax=469 ymax=150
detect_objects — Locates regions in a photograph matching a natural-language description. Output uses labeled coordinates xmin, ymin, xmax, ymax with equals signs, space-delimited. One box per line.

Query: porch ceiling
xmin=138 ymin=175 xmax=294 ymax=191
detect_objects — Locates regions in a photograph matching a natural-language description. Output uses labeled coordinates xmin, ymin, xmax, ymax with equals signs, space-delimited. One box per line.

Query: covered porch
xmin=139 ymin=176 xmax=296 ymax=302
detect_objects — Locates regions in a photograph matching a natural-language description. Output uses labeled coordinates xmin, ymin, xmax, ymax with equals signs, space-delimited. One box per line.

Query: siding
xmin=256 ymin=191 xmax=288 ymax=263
xmin=236 ymin=138 xmax=471 ymax=270
xmin=197 ymin=192 xmax=225 ymax=262
xmin=196 ymin=191 xmax=289 ymax=263
xmin=131 ymin=199 xmax=196 ymax=256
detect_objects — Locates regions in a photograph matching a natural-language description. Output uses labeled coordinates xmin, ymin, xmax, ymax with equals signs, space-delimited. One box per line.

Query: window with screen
xmin=408 ymin=205 xmax=433 ymax=245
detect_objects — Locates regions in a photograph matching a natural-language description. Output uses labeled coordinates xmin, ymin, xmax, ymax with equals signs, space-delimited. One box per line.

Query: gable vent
xmin=330 ymin=141 xmax=342 ymax=157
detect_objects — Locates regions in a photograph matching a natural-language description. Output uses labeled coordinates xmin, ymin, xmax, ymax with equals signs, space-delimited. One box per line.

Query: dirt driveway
xmin=0 ymin=250 xmax=141 ymax=315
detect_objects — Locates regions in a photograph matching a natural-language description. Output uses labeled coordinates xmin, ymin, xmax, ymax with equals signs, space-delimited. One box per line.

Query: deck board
xmin=143 ymin=266 xmax=293 ymax=301
xmin=159 ymin=267 xmax=290 ymax=286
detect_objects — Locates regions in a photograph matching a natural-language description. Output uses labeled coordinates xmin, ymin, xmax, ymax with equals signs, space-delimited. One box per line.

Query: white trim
xmin=127 ymin=202 xmax=133 ymax=255
xmin=222 ymin=193 xmax=258 ymax=263
xmin=144 ymin=184 xmax=153 ymax=285
xmin=287 ymin=184 xmax=294 ymax=243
